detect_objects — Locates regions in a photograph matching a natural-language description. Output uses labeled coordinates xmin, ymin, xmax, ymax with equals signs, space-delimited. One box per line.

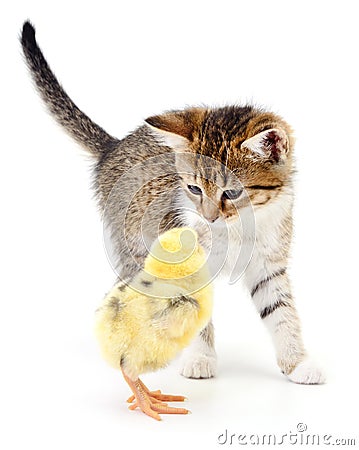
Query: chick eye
xmin=187 ymin=185 xmax=202 ymax=195
xmin=222 ymin=189 xmax=243 ymax=200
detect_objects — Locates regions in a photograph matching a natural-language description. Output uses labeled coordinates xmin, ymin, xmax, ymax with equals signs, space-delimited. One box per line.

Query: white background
xmin=1 ymin=0 xmax=359 ymax=448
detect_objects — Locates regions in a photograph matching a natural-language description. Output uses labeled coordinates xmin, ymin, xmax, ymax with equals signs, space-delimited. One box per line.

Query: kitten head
xmin=145 ymin=106 xmax=294 ymax=224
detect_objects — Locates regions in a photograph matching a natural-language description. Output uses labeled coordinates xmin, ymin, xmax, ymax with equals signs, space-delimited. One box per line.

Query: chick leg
xmin=122 ymin=370 xmax=189 ymax=420
xmin=126 ymin=378 xmax=187 ymax=403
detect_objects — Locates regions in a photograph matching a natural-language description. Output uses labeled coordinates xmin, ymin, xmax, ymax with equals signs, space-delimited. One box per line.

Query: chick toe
xmin=151 ymin=403 xmax=190 ymax=415
xmin=149 ymin=392 xmax=187 ymax=403
xmin=127 ymin=382 xmax=187 ymax=404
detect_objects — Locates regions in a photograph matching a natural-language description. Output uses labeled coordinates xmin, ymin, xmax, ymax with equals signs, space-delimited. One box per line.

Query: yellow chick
xmin=95 ymin=227 xmax=213 ymax=420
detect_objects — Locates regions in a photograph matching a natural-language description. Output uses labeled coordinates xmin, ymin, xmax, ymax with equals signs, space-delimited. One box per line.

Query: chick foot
xmin=122 ymin=372 xmax=190 ymax=421
xmin=126 ymin=379 xmax=187 ymax=403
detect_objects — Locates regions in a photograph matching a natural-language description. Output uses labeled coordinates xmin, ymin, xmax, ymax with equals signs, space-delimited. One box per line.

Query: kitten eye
xmin=187 ymin=184 xmax=203 ymax=195
xmin=222 ymin=189 xmax=243 ymax=200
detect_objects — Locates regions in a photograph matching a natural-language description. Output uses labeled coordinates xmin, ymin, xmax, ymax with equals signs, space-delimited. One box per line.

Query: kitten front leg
xmin=245 ymin=261 xmax=325 ymax=384
xmin=180 ymin=321 xmax=217 ymax=379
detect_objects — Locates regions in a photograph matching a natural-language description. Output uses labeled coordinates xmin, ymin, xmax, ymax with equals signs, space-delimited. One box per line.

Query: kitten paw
xmin=180 ymin=354 xmax=217 ymax=379
xmin=287 ymin=357 xmax=326 ymax=385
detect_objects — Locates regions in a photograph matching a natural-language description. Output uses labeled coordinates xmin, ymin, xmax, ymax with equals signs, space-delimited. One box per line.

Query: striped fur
xmin=259 ymin=298 xmax=291 ymax=320
xmin=21 ymin=22 xmax=119 ymax=156
xmin=251 ymin=267 xmax=287 ymax=298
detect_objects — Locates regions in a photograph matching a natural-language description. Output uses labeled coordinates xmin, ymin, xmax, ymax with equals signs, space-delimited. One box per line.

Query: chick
xmin=95 ymin=227 xmax=213 ymax=420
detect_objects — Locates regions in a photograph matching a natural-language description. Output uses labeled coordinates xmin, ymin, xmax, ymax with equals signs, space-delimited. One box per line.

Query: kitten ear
xmin=145 ymin=108 xmax=206 ymax=150
xmin=241 ymin=128 xmax=289 ymax=162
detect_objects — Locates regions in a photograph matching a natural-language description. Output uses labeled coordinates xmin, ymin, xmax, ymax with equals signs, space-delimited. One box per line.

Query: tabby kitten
xmin=21 ymin=21 xmax=324 ymax=384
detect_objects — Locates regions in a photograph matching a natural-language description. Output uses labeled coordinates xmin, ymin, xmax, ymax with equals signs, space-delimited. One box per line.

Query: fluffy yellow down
xmin=95 ymin=227 xmax=213 ymax=380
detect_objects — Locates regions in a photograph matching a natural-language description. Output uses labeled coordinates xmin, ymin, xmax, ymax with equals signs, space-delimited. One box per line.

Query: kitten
xmin=21 ymin=21 xmax=325 ymax=384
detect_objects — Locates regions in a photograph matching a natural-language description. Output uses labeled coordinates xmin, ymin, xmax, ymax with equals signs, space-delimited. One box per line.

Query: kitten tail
xmin=20 ymin=21 xmax=119 ymax=157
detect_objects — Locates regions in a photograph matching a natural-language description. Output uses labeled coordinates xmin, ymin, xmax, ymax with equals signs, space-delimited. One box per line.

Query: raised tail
xmin=20 ymin=21 xmax=119 ymax=157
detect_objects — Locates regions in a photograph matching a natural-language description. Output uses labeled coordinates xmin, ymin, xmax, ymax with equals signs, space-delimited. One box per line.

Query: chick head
xmin=144 ymin=227 xmax=208 ymax=281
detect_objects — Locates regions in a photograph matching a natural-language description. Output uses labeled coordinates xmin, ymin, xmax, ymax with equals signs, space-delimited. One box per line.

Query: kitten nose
xmin=202 ymin=197 xmax=219 ymax=223
xmin=204 ymin=214 xmax=219 ymax=223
